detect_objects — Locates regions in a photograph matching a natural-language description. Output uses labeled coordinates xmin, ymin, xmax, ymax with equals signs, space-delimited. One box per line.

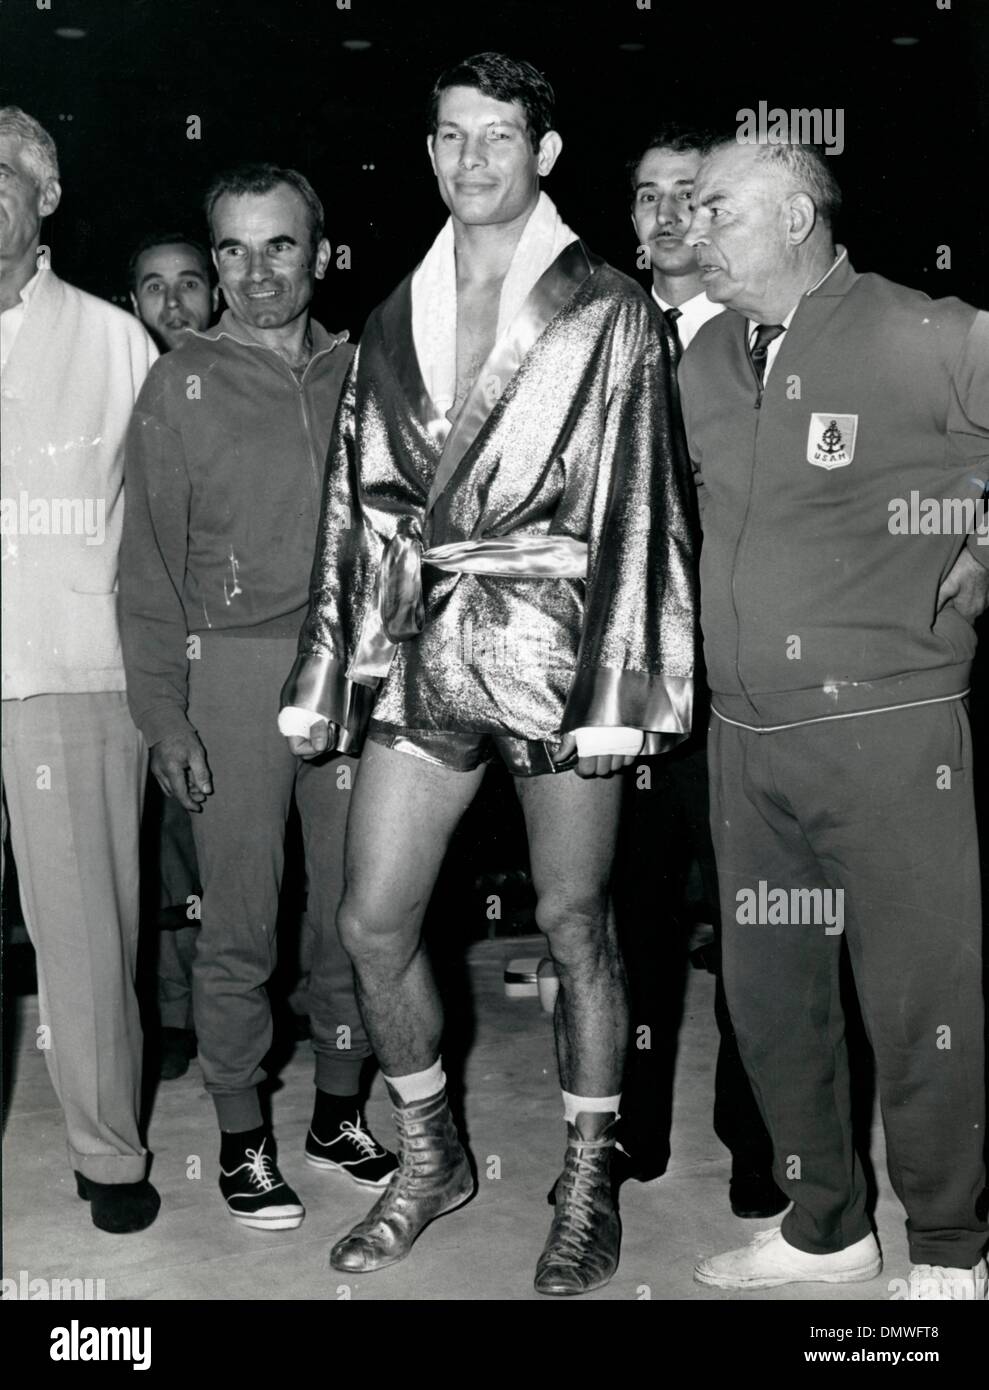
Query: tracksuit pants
xmin=709 ymin=697 xmax=987 ymax=1267
xmin=186 ymin=635 xmax=369 ymax=1131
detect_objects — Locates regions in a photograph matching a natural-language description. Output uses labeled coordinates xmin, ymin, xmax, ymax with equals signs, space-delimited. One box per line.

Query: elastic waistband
xmin=709 ymin=662 xmax=971 ymax=729
xmin=713 ymin=689 xmax=968 ymax=734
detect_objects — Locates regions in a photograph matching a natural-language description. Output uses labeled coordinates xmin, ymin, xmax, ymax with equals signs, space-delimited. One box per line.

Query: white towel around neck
xmin=411 ymin=191 xmax=577 ymax=423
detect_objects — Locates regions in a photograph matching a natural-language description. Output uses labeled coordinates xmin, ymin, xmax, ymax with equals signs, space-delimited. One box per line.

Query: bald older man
xmin=679 ymin=136 xmax=988 ymax=1299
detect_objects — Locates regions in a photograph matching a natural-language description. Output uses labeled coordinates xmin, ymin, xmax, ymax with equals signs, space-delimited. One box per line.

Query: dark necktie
xmin=748 ymin=322 xmax=786 ymax=385
xmin=663 ymin=306 xmax=683 ymax=360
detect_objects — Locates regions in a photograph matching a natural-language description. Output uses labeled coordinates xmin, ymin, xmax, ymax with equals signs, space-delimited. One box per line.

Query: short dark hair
xmin=627 ymin=123 xmax=721 ymax=197
xmin=203 ymin=163 xmax=324 ymax=249
xmin=128 ymin=231 xmax=213 ymax=292
xmin=428 ymin=51 xmax=556 ymax=152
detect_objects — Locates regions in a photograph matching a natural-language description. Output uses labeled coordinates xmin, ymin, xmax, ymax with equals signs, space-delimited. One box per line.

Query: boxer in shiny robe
xmin=281 ymin=52 xmax=697 ymax=1295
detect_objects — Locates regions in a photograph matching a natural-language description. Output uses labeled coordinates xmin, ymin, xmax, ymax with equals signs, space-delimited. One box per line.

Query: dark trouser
xmin=156 ymin=789 xmax=200 ymax=1030
xmin=710 ymin=698 xmax=987 ymax=1267
xmin=614 ymin=727 xmax=772 ymax=1173
xmin=158 ymin=921 xmax=197 ymax=1031
xmin=712 ymin=966 xmax=774 ymax=1177
xmin=187 ymin=635 xmax=369 ymax=1131
xmin=158 ymin=786 xmax=200 ymax=910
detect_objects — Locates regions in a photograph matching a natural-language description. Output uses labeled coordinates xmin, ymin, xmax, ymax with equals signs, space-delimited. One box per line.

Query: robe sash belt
xmin=350 ymin=517 xmax=588 ymax=682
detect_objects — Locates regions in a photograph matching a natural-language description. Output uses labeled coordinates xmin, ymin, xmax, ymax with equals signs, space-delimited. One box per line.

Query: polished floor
xmin=2 ymin=936 xmax=912 ymax=1302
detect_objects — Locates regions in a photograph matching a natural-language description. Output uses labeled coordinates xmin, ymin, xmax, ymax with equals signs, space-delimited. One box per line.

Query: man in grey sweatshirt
xmin=121 ymin=163 xmax=397 ymax=1231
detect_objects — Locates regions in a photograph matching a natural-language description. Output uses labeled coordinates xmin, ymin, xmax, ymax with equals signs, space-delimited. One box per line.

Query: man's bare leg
xmin=329 ymin=739 xmax=485 ymax=1273
xmin=337 ymin=739 xmax=486 ymax=1072
xmin=515 ymin=767 xmax=628 ymax=1296
xmin=515 ymin=768 xmax=628 ymax=1097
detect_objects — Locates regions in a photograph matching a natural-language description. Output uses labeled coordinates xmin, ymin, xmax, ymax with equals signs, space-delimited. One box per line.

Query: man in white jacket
xmin=0 ymin=107 xmax=160 ymax=1232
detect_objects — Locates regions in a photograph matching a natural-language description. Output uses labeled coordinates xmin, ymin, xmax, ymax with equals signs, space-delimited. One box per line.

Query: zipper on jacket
xmin=294 ymin=381 xmax=321 ymax=500
xmin=724 ymin=330 xmax=765 ymax=712
xmin=728 ymin=393 xmax=763 ymax=715
xmin=221 ymin=334 xmax=339 ymax=506
xmin=297 ymin=347 xmax=340 ymax=503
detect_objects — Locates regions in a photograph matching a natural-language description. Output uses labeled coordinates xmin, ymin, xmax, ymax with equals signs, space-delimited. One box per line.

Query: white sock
xmin=383 ymin=1059 xmax=446 ymax=1104
xmin=561 ymin=1090 xmax=621 ymax=1124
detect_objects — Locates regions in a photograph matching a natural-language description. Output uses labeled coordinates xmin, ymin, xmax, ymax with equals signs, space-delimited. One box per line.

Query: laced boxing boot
xmin=329 ymin=1085 xmax=474 ymax=1272
xmin=535 ymin=1110 xmax=621 ymax=1296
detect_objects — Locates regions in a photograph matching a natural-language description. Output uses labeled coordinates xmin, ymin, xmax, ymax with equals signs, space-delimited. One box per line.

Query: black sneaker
xmin=219 ymin=1134 xmax=305 ymax=1230
xmin=305 ymin=1112 xmax=399 ymax=1188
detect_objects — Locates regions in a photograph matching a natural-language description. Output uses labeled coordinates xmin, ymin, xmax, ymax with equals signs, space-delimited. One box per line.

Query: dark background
xmin=2 ymin=0 xmax=987 ymax=332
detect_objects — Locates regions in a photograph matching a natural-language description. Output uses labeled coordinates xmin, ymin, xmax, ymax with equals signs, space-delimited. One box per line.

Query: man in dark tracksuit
xmin=120 ymin=165 xmax=396 ymax=1230
xmin=680 ymin=138 xmax=988 ymax=1297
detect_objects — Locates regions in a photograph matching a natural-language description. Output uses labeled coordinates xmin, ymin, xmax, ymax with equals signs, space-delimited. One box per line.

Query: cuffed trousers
xmin=709 ymin=698 xmax=987 ymax=1267
xmin=1 ymin=691 xmax=148 ymax=1183
xmin=186 ymin=635 xmax=369 ymax=1131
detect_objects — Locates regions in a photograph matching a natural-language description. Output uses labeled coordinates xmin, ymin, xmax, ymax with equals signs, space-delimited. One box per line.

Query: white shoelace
xmin=224 ymin=1139 xmax=280 ymax=1193
xmin=339 ymin=1119 xmax=381 ymax=1159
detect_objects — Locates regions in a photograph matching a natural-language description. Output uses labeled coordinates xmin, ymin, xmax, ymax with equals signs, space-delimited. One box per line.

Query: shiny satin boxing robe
xmin=282 ymin=240 xmax=697 ymax=760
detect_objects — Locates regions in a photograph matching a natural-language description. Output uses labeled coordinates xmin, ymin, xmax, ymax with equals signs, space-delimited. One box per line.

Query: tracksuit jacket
xmin=679 ymin=251 xmax=989 ymax=730
xmin=119 ymin=310 xmax=354 ymax=746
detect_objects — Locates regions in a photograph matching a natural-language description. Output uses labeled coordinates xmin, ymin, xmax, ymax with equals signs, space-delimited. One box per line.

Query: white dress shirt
xmin=652 ymin=286 xmax=724 ymax=351
xmin=1 ymin=268 xmax=41 ymax=371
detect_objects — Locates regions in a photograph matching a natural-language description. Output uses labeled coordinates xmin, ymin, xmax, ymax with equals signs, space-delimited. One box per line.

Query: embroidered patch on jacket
xmin=806 ymin=413 xmax=858 ymax=469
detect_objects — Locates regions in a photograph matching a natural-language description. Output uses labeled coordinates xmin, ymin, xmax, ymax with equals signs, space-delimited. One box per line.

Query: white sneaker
xmin=908 ymin=1259 xmax=988 ymax=1300
xmin=694 ymin=1226 xmax=882 ymax=1289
